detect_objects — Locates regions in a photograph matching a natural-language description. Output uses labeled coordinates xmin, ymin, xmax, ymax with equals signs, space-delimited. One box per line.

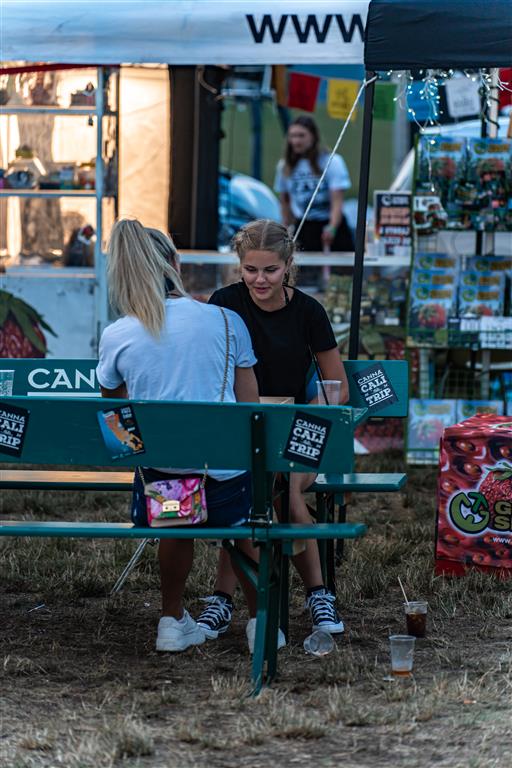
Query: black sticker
xmin=0 ymin=403 xmax=29 ymax=457
xmin=283 ymin=410 xmax=332 ymax=469
xmin=352 ymin=363 xmax=398 ymax=413
xmin=97 ymin=405 xmax=145 ymax=459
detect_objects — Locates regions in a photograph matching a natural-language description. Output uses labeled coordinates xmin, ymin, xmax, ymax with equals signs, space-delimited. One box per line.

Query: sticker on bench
xmin=0 ymin=403 xmax=29 ymax=457
xmin=283 ymin=411 xmax=332 ymax=468
xmin=352 ymin=363 xmax=398 ymax=413
xmin=97 ymin=405 xmax=145 ymax=459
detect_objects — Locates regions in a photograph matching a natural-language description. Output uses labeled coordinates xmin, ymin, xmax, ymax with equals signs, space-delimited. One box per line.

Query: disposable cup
xmin=0 ymin=369 xmax=14 ymax=397
xmin=303 ymin=630 xmax=334 ymax=656
xmin=404 ymin=601 xmax=428 ymax=638
xmin=389 ymin=634 xmax=415 ymax=677
xmin=316 ymin=379 xmax=341 ymax=405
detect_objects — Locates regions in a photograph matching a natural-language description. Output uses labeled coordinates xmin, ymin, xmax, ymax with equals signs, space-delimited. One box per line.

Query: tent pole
xmin=349 ymin=73 xmax=375 ymax=360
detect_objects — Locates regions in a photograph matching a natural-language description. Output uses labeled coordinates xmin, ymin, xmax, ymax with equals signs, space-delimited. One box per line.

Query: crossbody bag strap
xmin=219 ymin=306 xmax=230 ymax=403
xmin=308 ymin=343 xmax=328 ymax=404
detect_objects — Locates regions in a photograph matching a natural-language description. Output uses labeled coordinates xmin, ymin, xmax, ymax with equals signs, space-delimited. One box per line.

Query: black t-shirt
xmin=209 ymin=282 xmax=336 ymax=403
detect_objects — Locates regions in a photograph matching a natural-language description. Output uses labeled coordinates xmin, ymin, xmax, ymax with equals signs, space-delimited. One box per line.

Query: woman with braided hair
xmin=196 ymin=219 xmax=349 ymax=651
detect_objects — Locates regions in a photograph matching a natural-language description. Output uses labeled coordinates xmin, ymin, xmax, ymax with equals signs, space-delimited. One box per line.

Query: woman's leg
xmin=288 ymin=472 xmax=324 ymax=589
xmin=159 ymin=539 xmax=194 ymax=618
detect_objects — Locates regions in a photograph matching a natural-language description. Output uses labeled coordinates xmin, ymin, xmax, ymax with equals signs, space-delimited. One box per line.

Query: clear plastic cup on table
xmin=316 ymin=379 xmax=341 ymax=405
xmin=0 ymin=370 xmax=14 ymax=396
xmin=389 ymin=634 xmax=416 ymax=677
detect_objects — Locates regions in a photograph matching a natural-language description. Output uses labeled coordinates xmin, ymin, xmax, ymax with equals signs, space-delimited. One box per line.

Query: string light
xmin=384 ymin=68 xmax=510 ymax=133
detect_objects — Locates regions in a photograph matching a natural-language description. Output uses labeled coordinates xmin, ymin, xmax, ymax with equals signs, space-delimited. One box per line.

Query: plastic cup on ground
xmin=404 ymin=601 xmax=428 ymax=638
xmin=0 ymin=370 xmax=14 ymax=396
xmin=389 ymin=634 xmax=415 ymax=677
xmin=316 ymin=379 xmax=341 ymax=405
xmin=303 ymin=630 xmax=334 ymax=656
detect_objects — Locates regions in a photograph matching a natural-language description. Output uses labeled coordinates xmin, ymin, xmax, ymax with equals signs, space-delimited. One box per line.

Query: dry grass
xmin=1 ymin=453 xmax=512 ymax=767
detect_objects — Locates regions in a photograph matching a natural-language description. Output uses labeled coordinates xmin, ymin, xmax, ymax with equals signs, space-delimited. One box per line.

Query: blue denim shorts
xmin=131 ymin=469 xmax=252 ymax=528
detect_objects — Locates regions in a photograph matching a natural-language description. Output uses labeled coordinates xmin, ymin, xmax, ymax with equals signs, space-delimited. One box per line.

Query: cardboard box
xmin=436 ymin=415 xmax=512 ymax=576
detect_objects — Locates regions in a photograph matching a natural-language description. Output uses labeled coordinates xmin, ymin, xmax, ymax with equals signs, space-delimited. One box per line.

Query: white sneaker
xmin=246 ymin=618 xmax=286 ymax=655
xmin=156 ymin=610 xmax=206 ymax=652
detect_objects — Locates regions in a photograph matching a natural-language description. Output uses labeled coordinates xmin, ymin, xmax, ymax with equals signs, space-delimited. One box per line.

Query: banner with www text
xmin=3 ymin=1 xmax=369 ymax=65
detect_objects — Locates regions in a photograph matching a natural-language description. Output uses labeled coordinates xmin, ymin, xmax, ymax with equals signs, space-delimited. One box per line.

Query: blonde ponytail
xmin=107 ymin=219 xmax=187 ymax=336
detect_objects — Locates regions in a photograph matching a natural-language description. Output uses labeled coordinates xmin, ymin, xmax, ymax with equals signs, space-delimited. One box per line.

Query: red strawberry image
xmin=0 ymin=290 xmax=56 ymax=358
xmin=478 ymin=463 xmax=512 ymax=515
xmin=418 ymin=303 xmax=447 ymax=329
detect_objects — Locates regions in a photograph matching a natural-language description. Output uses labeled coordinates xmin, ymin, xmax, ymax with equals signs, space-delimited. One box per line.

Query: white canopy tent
xmin=2 ymin=1 xmax=369 ymax=65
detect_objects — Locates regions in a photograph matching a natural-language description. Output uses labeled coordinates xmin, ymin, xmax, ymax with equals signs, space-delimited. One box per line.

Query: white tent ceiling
xmin=2 ymin=1 xmax=369 ymax=65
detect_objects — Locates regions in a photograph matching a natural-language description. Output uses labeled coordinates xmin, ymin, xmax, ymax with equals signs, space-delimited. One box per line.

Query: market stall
xmin=1 ymin=0 xmax=371 ymax=357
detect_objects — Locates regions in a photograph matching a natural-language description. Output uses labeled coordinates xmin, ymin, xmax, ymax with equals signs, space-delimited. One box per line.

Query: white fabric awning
xmin=2 ymin=1 xmax=369 ymax=65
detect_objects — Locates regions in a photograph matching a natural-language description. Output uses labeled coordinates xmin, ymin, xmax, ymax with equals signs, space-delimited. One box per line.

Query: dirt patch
xmin=1 ymin=455 xmax=512 ymax=767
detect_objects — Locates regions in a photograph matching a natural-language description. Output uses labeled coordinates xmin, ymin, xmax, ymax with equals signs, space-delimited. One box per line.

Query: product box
xmin=407 ymin=399 xmax=457 ymax=464
xmin=436 ymin=415 xmax=512 ymax=576
xmin=466 ymin=254 xmax=512 ymax=276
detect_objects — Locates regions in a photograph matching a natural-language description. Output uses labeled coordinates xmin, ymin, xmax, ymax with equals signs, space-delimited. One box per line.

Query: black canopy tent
xmin=349 ymin=0 xmax=512 ymax=358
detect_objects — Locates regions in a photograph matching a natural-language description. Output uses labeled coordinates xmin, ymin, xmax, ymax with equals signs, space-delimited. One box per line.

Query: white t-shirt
xmin=274 ymin=152 xmax=351 ymax=221
xmin=96 ymin=297 xmax=257 ymax=479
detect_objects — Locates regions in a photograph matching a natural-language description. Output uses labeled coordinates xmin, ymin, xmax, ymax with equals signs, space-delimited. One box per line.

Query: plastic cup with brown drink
xmin=389 ymin=635 xmax=416 ymax=677
xmin=404 ymin=601 xmax=428 ymax=638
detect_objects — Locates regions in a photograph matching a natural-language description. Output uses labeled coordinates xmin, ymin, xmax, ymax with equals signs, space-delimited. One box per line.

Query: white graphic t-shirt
xmin=274 ymin=152 xmax=351 ymax=221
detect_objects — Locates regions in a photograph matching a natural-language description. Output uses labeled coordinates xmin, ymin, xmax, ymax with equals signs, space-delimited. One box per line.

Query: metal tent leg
xmin=110 ymin=538 xmax=152 ymax=595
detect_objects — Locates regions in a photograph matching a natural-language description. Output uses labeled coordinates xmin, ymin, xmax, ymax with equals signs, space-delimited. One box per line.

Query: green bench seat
xmin=310 ymin=472 xmax=407 ymax=493
xmin=0 ymin=394 xmax=367 ymax=693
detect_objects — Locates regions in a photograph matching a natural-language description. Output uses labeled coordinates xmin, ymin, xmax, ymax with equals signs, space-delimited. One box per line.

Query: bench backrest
xmin=307 ymin=359 xmax=409 ymax=417
xmin=1 ymin=359 xmax=409 ymax=418
xmin=0 ymin=396 xmax=363 ymax=475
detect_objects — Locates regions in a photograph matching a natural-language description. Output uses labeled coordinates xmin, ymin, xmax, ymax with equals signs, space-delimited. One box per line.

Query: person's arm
xmin=234 ymin=366 xmax=259 ymax=403
xmin=311 ymin=348 xmax=349 ymax=404
xmin=321 ymin=189 xmax=344 ymax=248
xmin=279 ymin=192 xmax=294 ymax=228
xmin=100 ymin=383 xmax=128 ymax=399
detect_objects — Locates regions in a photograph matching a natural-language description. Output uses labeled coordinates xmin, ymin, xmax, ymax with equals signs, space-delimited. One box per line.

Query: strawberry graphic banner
xmin=436 ymin=415 xmax=512 ymax=577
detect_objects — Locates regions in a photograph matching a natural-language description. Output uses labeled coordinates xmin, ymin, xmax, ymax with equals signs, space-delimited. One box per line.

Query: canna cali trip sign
xmin=0 ymin=361 xmax=99 ymax=397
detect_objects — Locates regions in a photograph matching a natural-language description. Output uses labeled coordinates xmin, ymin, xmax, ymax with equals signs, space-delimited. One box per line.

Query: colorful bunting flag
xmin=373 ymin=83 xmax=396 ymax=121
xmin=326 ymin=79 xmax=359 ymax=121
xmin=287 ymin=71 xmax=321 ymax=112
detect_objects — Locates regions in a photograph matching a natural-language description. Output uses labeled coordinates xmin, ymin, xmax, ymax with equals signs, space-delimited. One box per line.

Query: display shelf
xmin=0 ymin=106 xmax=114 ymax=116
xmin=0 ymin=189 xmax=106 ymax=198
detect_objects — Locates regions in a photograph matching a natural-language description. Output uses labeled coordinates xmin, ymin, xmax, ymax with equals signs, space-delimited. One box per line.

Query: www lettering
xmin=246 ymin=14 xmax=365 ymax=44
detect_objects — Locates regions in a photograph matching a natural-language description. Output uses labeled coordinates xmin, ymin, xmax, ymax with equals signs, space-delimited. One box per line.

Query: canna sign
xmin=0 ymin=360 xmax=99 ymax=397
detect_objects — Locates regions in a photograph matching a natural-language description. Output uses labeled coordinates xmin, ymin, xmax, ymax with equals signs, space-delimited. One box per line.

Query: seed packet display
xmin=459 ymin=271 xmax=506 ymax=290
xmin=415 ymin=135 xmax=467 ymax=229
xmin=466 ymin=254 xmax=512 ymax=277
xmin=408 ymin=253 xmax=458 ymax=346
xmin=467 ymin=138 xmax=511 ymax=231
xmin=456 ymin=400 xmax=505 ymax=423
xmin=97 ymin=405 xmax=145 ymax=460
xmin=412 ymin=194 xmax=448 ymax=235
xmin=458 ymin=282 xmax=506 ymax=318
xmin=407 ymin=399 xmax=457 ymax=464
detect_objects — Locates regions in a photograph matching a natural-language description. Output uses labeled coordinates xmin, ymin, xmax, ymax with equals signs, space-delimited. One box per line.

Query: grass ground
xmin=1 ymin=453 xmax=511 ymax=768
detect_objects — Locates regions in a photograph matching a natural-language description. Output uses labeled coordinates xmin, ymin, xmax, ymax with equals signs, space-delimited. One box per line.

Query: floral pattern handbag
xmin=138 ymin=306 xmax=230 ymax=528
xmin=139 ymin=468 xmax=208 ymax=527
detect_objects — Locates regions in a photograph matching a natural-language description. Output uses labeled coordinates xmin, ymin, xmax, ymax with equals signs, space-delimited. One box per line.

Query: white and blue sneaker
xmin=156 ymin=610 xmax=206 ymax=652
xmin=306 ymin=589 xmax=345 ymax=634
